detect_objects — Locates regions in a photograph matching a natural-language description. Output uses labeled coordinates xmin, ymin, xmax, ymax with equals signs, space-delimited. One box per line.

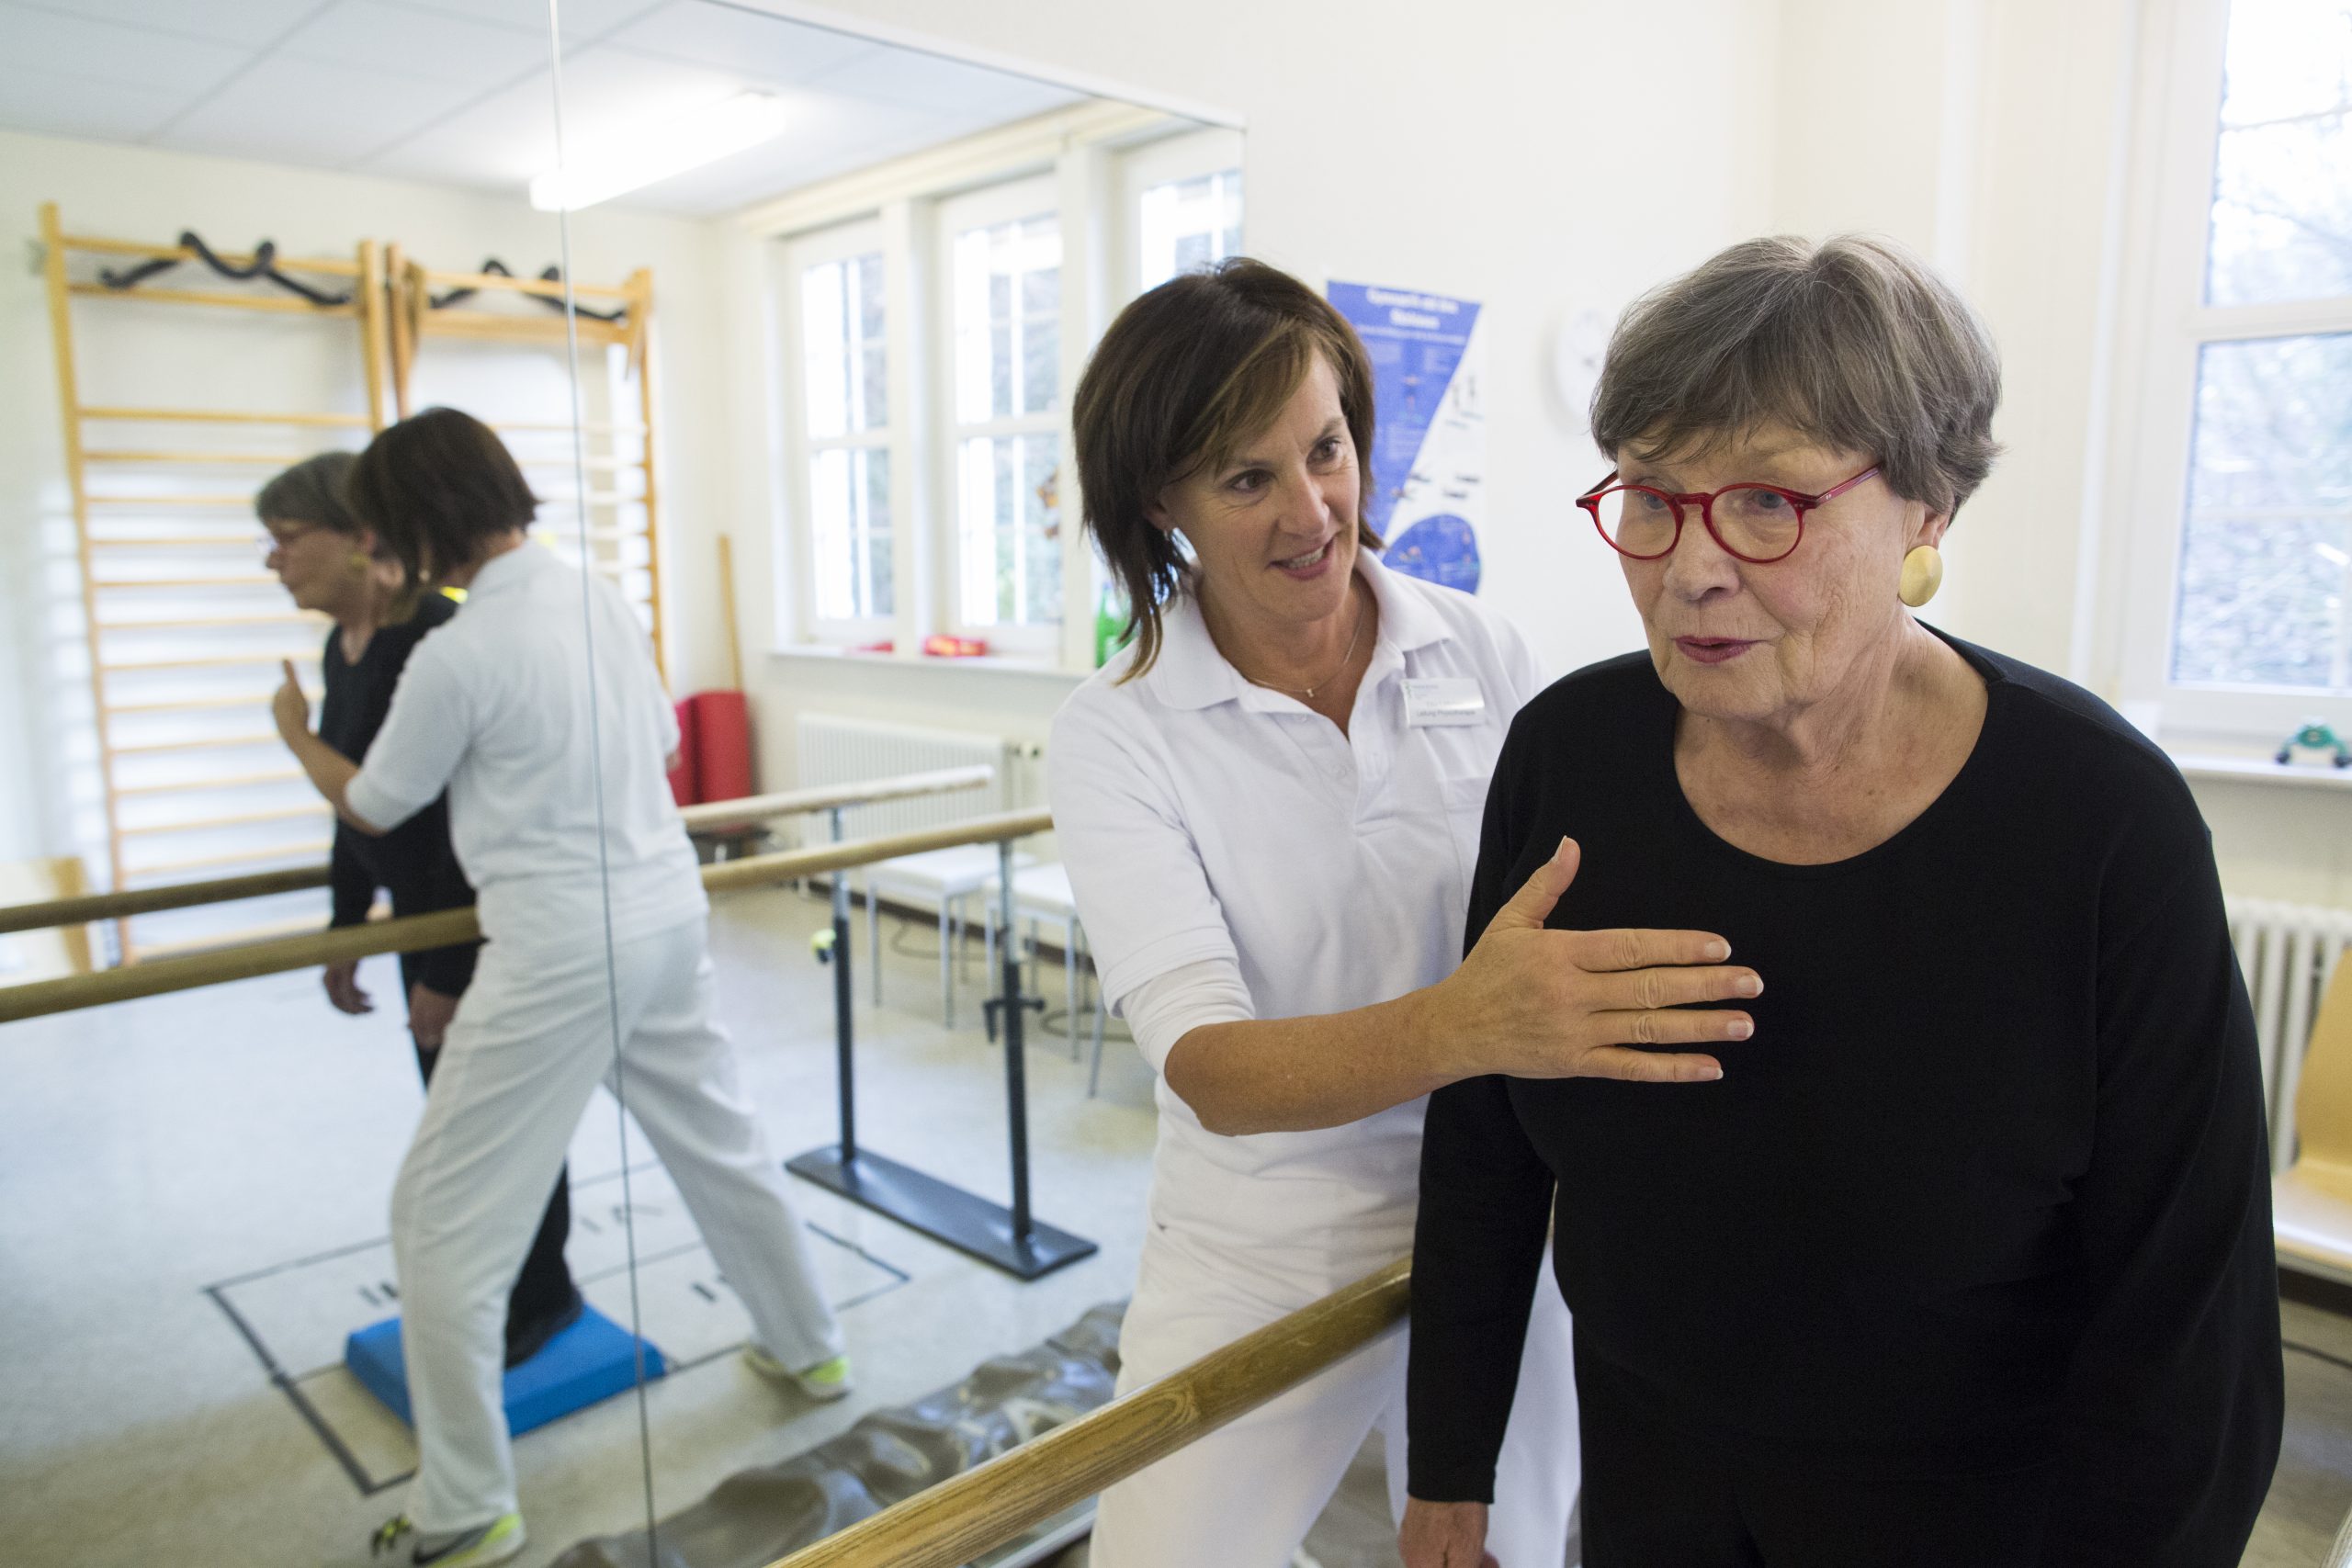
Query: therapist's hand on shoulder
xmin=1434 ymin=836 xmax=1759 ymax=1084
xmin=1400 ymin=1498 xmax=1498 ymax=1568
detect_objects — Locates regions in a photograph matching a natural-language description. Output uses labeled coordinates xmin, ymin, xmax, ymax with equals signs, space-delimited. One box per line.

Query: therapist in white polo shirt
xmin=271 ymin=408 xmax=847 ymax=1568
xmin=1052 ymin=261 xmax=1759 ymax=1568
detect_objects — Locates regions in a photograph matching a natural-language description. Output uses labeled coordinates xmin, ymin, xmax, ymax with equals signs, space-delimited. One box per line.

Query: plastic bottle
xmin=1093 ymin=582 xmax=1126 ymax=668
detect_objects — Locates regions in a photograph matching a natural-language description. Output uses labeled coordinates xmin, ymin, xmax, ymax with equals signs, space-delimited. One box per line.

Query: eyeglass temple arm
xmin=1804 ymin=465 xmax=1882 ymax=507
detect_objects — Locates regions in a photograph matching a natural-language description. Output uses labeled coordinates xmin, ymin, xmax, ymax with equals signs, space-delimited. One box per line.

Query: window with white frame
xmin=2118 ymin=0 xmax=2352 ymax=735
xmin=944 ymin=177 xmax=1063 ymax=644
xmin=785 ymin=220 xmax=893 ymax=637
xmin=1124 ymin=127 xmax=1246 ymax=293
xmin=768 ymin=118 xmax=1244 ymax=665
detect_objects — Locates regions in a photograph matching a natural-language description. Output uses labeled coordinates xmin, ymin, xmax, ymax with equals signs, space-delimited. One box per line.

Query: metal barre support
xmin=1000 ymin=837 xmax=1034 ymax=1246
xmin=781 ymin=823 xmax=1091 ymax=1283
xmin=830 ymin=807 xmax=856 ymax=1164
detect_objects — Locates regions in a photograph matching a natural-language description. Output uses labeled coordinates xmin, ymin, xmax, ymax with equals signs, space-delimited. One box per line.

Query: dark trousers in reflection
xmin=401 ymin=951 xmax=578 ymax=1356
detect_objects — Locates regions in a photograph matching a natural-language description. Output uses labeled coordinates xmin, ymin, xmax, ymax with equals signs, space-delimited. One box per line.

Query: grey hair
xmin=1589 ymin=234 xmax=2002 ymax=518
xmin=255 ymin=450 xmax=363 ymax=535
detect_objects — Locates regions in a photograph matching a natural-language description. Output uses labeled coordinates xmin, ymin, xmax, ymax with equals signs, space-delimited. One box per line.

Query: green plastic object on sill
xmin=1093 ymin=583 xmax=1134 ymax=669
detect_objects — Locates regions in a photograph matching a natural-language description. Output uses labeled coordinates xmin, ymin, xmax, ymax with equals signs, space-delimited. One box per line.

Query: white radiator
xmin=2228 ymin=895 xmax=2352 ymax=1171
xmin=794 ymin=714 xmax=1032 ymax=843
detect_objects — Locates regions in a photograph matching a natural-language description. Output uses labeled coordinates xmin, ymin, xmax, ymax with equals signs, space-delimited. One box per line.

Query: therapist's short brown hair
xmin=346 ymin=407 xmax=537 ymax=589
xmin=1074 ymin=258 xmax=1381 ymax=680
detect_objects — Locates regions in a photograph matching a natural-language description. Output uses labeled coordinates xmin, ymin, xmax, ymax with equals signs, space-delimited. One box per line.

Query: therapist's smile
xmin=1272 ymin=536 xmax=1337 ymax=580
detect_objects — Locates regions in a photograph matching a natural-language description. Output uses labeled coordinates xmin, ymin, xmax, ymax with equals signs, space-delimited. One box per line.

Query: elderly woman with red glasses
xmin=1400 ymin=236 xmax=2283 ymax=1568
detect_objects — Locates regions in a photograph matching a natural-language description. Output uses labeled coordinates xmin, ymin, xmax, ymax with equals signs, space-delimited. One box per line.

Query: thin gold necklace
xmin=1236 ymin=591 xmax=1368 ymax=701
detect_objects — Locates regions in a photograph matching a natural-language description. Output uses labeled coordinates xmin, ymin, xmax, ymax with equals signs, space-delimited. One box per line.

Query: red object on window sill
xmin=850 ymin=639 xmax=894 ymax=654
xmin=922 ymin=634 xmax=989 ymax=659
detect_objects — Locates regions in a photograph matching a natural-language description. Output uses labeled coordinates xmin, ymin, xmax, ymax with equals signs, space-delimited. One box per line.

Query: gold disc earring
xmin=1899 ymin=544 xmax=1944 ymax=608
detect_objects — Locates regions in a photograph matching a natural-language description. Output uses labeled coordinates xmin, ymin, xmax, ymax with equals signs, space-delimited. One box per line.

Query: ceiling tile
xmin=600 ymin=1 xmax=873 ymax=84
xmin=11 ymin=0 xmax=323 ymax=50
xmin=390 ymin=0 xmax=655 ymax=44
xmin=0 ymin=61 xmax=197 ymax=141
xmin=164 ymin=53 xmax=475 ymax=168
xmin=806 ymin=47 xmax=1080 ymax=123
xmin=607 ymin=93 xmax=956 ymax=216
xmin=277 ymin=0 xmax=551 ymax=93
xmin=531 ymin=41 xmax=752 ymax=149
xmin=356 ymin=70 xmax=567 ymax=191
xmin=0 ymin=2 xmax=251 ymax=93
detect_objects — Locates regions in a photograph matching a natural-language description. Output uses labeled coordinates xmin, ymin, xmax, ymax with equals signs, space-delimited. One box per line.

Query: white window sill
xmin=767 ymin=643 xmax=1089 ymax=683
xmin=2169 ymin=749 xmax=2352 ymax=793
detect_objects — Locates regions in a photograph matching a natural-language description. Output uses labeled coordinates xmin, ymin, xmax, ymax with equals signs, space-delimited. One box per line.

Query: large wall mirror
xmin=1 ymin=3 xmax=1230 ymax=1565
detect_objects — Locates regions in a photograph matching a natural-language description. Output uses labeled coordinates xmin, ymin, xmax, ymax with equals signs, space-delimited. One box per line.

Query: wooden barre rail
xmin=0 ymin=766 xmax=998 ymax=936
xmin=0 ymin=809 xmax=1047 ymax=1023
xmin=767 ymin=1257 xmax=1412 ymax=1568
xmin=0 ymin=863 xmax=332 ymax=932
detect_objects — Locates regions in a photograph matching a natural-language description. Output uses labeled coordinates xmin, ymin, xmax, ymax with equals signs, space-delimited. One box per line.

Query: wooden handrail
xmin=674 ymin=764 xmax=994 ymax=830
xmin=766 ymin=1257 xmax=1411 ymax=1568
xmin=0 ymin=864 xmax=334 ymax=933
xmin=0 ymin=767 xmax=998 ymax=936
xmin=0 ymin=809 xmax=1049 ymax=1023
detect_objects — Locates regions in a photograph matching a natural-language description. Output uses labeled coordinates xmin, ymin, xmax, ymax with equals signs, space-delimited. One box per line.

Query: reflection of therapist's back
xmin=336 ymin=410 xmax=843 ymax=1553
xmin=1050 ymin=265 xmax=1576 ymax=1568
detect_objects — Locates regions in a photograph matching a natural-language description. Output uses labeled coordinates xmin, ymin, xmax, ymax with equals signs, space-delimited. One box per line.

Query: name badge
xmin=1403 ymin=677 xmax=1485 ymax=728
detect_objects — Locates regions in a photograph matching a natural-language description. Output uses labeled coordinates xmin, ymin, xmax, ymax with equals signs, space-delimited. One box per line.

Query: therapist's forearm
xmin=1164 ymin=987 xmax=1456 ymax=1135
xmin=282 ymin=729 xmax=380 ymax=835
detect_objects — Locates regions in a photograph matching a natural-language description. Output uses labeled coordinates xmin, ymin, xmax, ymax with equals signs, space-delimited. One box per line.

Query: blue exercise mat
xmin=345 ymin=1306 xmax=665 ymax=1437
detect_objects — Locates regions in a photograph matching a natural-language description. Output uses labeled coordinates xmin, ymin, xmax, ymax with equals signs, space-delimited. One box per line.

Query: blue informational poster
xmin=1327 ymin=280 xmax=1486 ymax=594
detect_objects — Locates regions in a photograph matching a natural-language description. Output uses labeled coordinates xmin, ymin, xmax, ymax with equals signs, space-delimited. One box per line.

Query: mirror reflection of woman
xmin=260 ymin=454 xmax=582 ymax=1372
xmin=1054 ymin=261 xmax=1760 ymax=1568
xmin=270 ymin=412 xmax=848 ymax=1568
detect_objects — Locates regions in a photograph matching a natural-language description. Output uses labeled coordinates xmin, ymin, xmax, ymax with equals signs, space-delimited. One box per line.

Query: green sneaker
xmin=368 ymin=1511 xmax=526 ymax=1566
xmin=743 ymin=1344 xmax=854 ymax=1402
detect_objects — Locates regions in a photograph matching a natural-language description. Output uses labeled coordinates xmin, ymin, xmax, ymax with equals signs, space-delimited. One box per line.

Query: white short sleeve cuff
xmin=344 ymin=769 xmax=424 ymax=835
xmin=1118 ymin=956 xmax=1256 ymax=1075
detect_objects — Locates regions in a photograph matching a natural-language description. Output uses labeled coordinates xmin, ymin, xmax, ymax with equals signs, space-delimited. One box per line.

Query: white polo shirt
xmin=1048 ymin=551 xmax=1543 ymax=1290
xmin=345 ymin=542 xmax=706 ymax=956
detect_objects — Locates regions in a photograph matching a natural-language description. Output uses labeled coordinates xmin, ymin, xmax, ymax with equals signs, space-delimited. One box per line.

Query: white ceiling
xmin=0 ymin=0 xmax=1092 ymax=216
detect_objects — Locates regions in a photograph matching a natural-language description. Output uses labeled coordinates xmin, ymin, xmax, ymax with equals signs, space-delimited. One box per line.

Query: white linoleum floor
xmin=5 ymin=885 xmax=2352 ymax=1567
xmin=0 ymin=885 xmax=1162 ymax=1568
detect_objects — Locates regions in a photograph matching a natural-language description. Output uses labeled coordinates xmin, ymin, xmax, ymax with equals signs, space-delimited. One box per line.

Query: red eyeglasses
xmin=1577 ymin=465 xmax=1881 ymax=564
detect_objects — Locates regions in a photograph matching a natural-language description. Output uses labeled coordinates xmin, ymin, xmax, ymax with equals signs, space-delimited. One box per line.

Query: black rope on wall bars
xmin=429 ymin=259 xmax=629 ymax=323
xmin=96 ymin=231 xmax=354 ymax=307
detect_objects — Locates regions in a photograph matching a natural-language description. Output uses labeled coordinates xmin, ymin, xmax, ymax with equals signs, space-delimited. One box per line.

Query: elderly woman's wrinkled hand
xmin=1399 ymin=1498 xmax=1498 ymax=1568
xmin=1432 ymin=836 xmax=1758 ymax=1084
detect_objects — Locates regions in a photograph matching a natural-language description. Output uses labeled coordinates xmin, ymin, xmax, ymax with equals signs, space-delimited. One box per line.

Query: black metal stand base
xmin=786 ymin=1145 xmax=1097 ymax=1281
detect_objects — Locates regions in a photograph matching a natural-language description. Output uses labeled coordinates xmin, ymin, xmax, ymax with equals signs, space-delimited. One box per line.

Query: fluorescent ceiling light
xmin=530 ymin=91 xmax=791 ymax=212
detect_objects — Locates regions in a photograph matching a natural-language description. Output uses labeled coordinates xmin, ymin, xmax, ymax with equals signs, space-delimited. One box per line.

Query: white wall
xmin=11 ymin=0 xmax=2344 ymax=912
xmin=696 ymin=0 xmax=1780 ymax=808
xmin=0 ymin=129 xmax=730 ymax=873
xmin=1761 ymin=0 xmax=2352 ymax=909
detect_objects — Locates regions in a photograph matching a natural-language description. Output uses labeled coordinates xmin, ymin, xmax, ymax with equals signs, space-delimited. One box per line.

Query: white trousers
xmin=1091 ymin=1226 xmax=1579 ymax=1568
xmin=391 ymin=917 xmax=843 ymax=1533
